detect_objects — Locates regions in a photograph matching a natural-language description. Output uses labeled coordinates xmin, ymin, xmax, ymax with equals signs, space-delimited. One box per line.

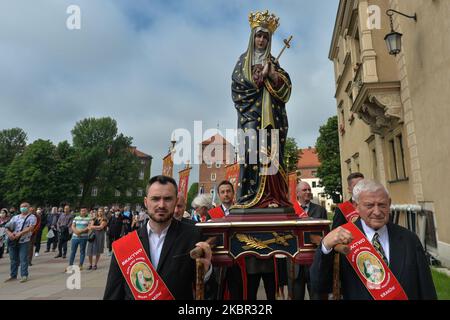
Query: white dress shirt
xmin=297 ymin=201 xmax=310 ymax=213
xmin=146 ymin=221 xmax=212 ymax=280
xmin=360 ymin=220 xmax=390 ymax=263
xmin=222 ymin=204 xmax=230 ymax=216
xmin=147 ymin=222 xmax=171 ymax=268
xmin=321 ymin=220 xmax=390 ymax=264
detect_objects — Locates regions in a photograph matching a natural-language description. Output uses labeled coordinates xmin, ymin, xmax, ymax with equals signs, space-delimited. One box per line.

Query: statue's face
xmin=254 ymin=31 xmax=269 ymax=50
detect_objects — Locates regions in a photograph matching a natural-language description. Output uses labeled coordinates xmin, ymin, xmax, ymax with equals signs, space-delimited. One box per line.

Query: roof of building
xmin=130 ymin=146 xmax=152 ymax=159
xmin=297 ymin=147 xmax=320 ymax=169
xmin=201 ymin=133 xmax=233 ymax=146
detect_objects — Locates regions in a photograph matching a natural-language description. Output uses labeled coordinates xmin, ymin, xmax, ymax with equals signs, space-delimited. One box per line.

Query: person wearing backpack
xmin=4 ymin=202 xmax=37 ymax=283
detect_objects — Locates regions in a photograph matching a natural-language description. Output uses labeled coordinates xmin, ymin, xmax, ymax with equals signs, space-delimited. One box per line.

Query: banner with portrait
xmin=288 ymin=171 xmax=298 ymax=204
xmin=178 ymin=167 xmax=191 ymax=200
xmin=162 ymin=153 xmax=173 ymax=177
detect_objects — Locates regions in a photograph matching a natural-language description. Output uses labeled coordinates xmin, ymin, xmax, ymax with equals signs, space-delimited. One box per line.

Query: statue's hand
xmin=268 ymin=62 xmax=279 ymax=83
xmin=262 ymin=61 xmax=270 ymax=78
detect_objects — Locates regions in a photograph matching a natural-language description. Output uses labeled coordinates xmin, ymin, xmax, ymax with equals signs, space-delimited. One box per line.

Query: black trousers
xmin=58 ymin=239 xmax=68 ymax=256
xmin=108 ymin=234 xmax=121 ymax=252
xmin=221 ymin=265 xmax=243 ymax=300
xmin=293 ymin=265 xmax=319 ymax=300
xmin=34 ymin=227 xmax=44 ymax=253
xmin=247 ymin=273 xmax=276 ymax=300
xmin=46 ymin=232 xmax=58 ymax=251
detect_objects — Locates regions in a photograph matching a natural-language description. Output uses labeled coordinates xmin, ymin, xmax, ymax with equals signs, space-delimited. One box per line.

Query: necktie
xmin=372 ymin=232 xmax=388 ymax=265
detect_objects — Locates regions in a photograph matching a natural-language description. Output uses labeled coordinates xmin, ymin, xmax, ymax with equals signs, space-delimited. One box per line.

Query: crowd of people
xmin=102 ymin=174 xmax=436 ymax=300
xmin=0 ymin=202 xmax=150 ymax=282
xmin=1 ymin=172 xmax=437 ymax=300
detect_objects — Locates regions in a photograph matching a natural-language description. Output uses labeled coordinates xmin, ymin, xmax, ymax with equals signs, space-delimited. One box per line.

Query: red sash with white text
xmin=338 ymin=201 xmax=359 ymax=222
xmin=293 ymin=201 xmax=308 ymax=218
xmin=341 ymin=222 xmax=408 ymax=300
xmin=112 ymin=231 xmax=174 ymax=300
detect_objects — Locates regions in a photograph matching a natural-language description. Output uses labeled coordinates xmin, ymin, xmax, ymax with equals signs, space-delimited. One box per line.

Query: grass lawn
xmin=432 ymin=267 xmax=450 ymax=300
xmin=41 ymin=227 xmax=48 ymax=242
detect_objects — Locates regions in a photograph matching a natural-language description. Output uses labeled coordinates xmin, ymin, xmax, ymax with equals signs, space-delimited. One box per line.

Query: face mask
xmin=20 ymin=207 xmax=28 ymax=213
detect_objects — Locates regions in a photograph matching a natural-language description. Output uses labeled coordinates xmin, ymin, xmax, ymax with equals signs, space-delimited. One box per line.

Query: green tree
xmin=186 ymin=182 xmax=199 ymax=211
xmin=4 ymin=139 xmax=57 ymax=206
xmin=284 ymin=137 xmax=301 ymax=172
xmin=0 ymin=128 xmax=27 ymax=206
xmin=315 ymin=116 xmax=342 ymax=203
xmin=96 ymin=134 xmax=141 ymax=206
xmin=71 ymin=117 xmax=139 ymax=207
xmin=51 ymin=141 xmax=80 ymax=205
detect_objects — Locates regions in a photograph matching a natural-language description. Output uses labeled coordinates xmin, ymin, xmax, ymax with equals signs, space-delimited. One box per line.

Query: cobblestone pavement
xmin=0 ymin=245 xmax=110 ymax=300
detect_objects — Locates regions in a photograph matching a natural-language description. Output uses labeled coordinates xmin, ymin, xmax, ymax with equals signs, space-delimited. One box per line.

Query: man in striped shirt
xmin=68 ymin=207 xmax=91 ymax=270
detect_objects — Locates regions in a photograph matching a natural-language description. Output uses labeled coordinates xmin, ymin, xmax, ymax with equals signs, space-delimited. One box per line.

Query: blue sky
xmin=0 ymin=0 xmax=339 ymax=184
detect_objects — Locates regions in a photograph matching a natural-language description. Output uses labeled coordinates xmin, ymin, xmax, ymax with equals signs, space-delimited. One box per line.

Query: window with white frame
xmin=91 ymin=187 xmax=98 ymax=197
xmin=211 ymin=173 xmax=216 ymax=181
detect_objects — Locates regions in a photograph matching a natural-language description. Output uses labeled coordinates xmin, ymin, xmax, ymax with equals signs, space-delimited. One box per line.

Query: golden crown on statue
xmin=248 ymin=10 xmax=280 ymax=34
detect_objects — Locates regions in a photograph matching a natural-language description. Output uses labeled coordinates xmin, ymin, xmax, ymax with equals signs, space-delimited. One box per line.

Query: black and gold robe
xmin=231 ymin=51 xmax=292 ymax=209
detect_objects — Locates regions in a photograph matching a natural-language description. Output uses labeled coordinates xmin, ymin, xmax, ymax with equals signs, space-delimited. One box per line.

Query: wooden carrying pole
xmin=331 ymin=244 xmax=349 ymax=300
xmin=189 ymin=237 xmax=216 ymax=300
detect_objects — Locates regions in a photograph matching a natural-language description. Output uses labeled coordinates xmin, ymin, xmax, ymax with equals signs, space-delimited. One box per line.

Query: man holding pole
xmin=104 ymin=175 xmax=212 ymax=300
xmin=310 ymin=179 xmax=436 ymax=300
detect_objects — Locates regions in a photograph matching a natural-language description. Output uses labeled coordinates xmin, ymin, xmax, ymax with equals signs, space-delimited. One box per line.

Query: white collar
xmin=146 ymin=220 xmax=171 ymax=237
xmin=360 ymin=219 xmax=388 ymax=241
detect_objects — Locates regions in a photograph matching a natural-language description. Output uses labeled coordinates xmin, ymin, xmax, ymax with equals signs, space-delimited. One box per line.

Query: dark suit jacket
xmin=304 ymin=202 xmax=328 ymax=243
xmin=103 ymin=219 xmax=203 ymax=300
xmin=307 ymin=202 xmax=328 ymax=219
xmin=181 ymin=217 xmax=196 ymax=225
xmin=331 ymin=200 xmax=354 ymax=230
xmin=310 ymin=218 xmax=437 ymax=300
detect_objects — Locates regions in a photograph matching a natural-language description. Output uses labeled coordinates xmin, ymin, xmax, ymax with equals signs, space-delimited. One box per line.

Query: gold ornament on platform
xmin=237 ymin=232 xmax=295 ymax=250
xmin=236 ymin=233 xmax=269 ymax=250
xmin=248 ymin=10 xmax=280 ymax=34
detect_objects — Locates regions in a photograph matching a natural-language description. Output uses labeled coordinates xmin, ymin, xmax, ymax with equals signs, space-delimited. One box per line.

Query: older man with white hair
xmin=191 ymin=194 xmax=214 ymax=222
xmin=310 ymin=179 xmax=436 ymax=300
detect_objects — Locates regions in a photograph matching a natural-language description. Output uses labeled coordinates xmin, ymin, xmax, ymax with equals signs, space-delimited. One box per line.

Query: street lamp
xmin=384 ymin=9 xmax=417 ymax=56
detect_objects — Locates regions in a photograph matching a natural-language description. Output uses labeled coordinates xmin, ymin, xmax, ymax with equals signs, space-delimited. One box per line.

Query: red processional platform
xmin=196 ymin=209 xmax=331 ymax=299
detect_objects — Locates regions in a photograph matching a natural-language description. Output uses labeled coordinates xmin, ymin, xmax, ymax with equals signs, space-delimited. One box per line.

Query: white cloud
xmin=0 ymin=0 xmax=339 ymax=185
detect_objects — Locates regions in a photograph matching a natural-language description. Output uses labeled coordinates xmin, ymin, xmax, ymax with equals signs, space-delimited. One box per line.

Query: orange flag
xmin=178 ymin=166 xmax=191 ymax=200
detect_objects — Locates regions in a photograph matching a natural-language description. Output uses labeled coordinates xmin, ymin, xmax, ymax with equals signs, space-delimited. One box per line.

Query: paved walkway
xmin=0 ymin=243 xmax=277 ymax=300
xmin=0 ymin=246 xmax=110 ymax=300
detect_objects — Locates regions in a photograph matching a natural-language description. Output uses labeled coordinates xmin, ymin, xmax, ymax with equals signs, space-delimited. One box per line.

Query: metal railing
xmin=390 ymin=204 xmax=439 ymax=264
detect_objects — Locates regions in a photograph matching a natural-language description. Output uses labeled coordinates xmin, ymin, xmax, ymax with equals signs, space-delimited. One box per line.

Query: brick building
xmin=297 ymin=147 xmax=333 ymax=212
xmin=198 ymin=134 xmax=234 ymax=196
